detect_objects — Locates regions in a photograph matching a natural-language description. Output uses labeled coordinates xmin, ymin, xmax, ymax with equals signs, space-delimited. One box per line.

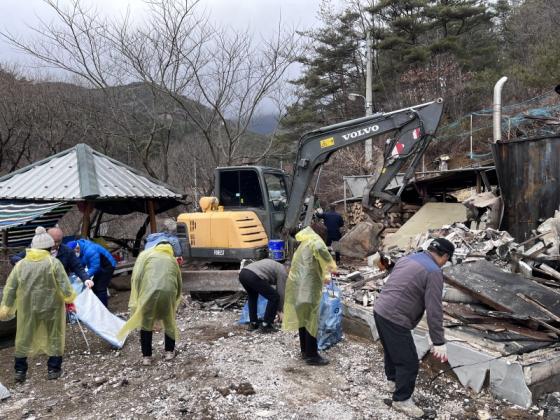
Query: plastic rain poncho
xmin=117 ymin=243 xmax=182 ymax=340
xmin=282 ymin=227 xmax=337 ymax=337
xmin=0 ymin=249 xmax=76 ymax=357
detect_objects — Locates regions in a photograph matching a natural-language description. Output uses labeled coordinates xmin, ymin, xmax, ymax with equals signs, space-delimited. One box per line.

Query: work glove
xmin=84 ymin=279 xmax=94 ymax=289
xmin=431 ymin=344 xmax=448 ymax=363
xmin=65 ymin=303 xmax=77 ymax=313
xmin=176 ymin=256 xmax=184 ymax=266
xmin=0 ymin=305 xmax=11 ymax=321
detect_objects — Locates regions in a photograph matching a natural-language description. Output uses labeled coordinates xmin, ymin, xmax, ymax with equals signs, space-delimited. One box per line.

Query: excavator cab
xmin=215 ymin=166 xmax=290 ymax=240
xmin=177 ymin=166 xmax=289 ymax=262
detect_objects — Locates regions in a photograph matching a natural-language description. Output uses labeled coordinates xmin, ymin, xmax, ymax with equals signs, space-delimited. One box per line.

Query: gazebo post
xmin=81 ymin=201 xmax=92 ymax=238
xmin=2 ymin=229 xmax=7 ymax=256
xmin=148 ymin=200 xmax=157 ymax=233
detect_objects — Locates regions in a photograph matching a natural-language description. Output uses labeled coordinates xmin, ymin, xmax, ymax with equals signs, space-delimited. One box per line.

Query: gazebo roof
xmin=0 ymin=143 xmax=183 ymax=201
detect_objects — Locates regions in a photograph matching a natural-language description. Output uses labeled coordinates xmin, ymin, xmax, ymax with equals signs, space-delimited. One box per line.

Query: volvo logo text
xmin=342 ymin=125 xmax=380 ymax=141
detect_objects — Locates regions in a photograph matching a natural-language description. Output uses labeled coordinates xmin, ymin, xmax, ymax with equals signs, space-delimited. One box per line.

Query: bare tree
xmin=2 ymin=0 xmax=302 ymax=189
xmin=0 ymin=68 xmax=37 ymax=174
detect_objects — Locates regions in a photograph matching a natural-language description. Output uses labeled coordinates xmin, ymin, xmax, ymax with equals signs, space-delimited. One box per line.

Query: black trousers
xmin=374 ymin=312 xmax=419 ymax=401
xmin=140 ymin=330 xmax=175 ymax=357
xmin=93 ymin=265 xmax=114 ymax=308
xmin=298 ymin=327 xmax=319 ymax=358
xmin=326 ymin=238 xmax=340 ymax=263
xmin=239 ymin=269 xmax=280 ymax=325
xmin=15 ymin=356 xmax=62 ymax=373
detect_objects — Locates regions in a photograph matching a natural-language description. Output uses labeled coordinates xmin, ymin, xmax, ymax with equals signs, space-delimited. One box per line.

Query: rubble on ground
xmin=0 ymin=298 xmax=542 ymax=419
xmin=333 ymin=209 xmax=560 ymax=408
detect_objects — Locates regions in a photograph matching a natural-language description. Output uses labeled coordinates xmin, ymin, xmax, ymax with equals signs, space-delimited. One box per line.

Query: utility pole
xmin=194 ymin=159 xmax=198 ymax=210
xmin=365 ymin=30 xmax=374 ymax=168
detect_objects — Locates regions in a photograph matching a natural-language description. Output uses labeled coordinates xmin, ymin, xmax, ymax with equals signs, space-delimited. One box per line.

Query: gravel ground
xmin=0 ymin=291 xmax=544 ymax=419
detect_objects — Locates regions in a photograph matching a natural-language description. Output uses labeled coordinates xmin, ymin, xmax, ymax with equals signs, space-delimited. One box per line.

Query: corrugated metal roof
xmin=0 ymin=201 xmax=70 ymax=230
xmin=0 ymin=200 xmax=73 ymax=247
xmin=0 ymin=144 xmax=183 ymax=201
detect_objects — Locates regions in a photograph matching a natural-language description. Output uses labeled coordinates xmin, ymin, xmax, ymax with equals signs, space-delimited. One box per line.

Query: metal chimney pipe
xmin=493 ymin=76 xmax=508 ymax=143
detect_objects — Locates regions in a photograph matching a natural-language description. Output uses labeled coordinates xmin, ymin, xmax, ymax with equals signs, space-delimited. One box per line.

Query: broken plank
xmin=523 ymin=242 xmax=553 ymax=259
xmin=530 ymin=317 xmax=560 ymax=336
xmin=444 ymin=260 xmax=560 ymax=321
xmin=350 ymin=272 xmax=386 ymax=289
xmin=517 ymin=293 xmax=560 ymax=323
xmin=518 ymin=231 xmax=551 ymax=247
xmin=524 ymin=242 xmax=546 ymax=256
xmin=443 ymin=304 xmax=554 ymax=341
xmin=538 ymin=263 xmax=560 ymax=282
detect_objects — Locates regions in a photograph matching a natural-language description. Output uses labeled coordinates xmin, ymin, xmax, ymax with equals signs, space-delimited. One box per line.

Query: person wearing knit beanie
xmin=0 ymin=225 xmax=76 ymax=383
xmin=30 ymin=227 xmax=55 ymax=250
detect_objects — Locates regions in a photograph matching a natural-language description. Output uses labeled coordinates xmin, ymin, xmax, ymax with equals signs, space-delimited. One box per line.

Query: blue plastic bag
xmin=317 ymin=281 xmax=343 ymax=350
xmin=238 ymin=295 xmax=269 ymax=324
xmin=238 ymin=282 xmax=344 ymax=351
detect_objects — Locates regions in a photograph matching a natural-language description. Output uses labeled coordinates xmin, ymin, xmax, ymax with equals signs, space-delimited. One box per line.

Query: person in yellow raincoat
xmin=117 ymin=242 xmax=182 ymax=365
xmin=0 ymin=226 xmax=76 ymax=382
xmin=282 ymin=223 xmax=337 ymax=366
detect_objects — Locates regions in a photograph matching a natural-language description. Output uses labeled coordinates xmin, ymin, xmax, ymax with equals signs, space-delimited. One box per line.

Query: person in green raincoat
xmin=117 ymin=242 xmax=182 ymax=365
xmin=0 ymin=226 xmax=76 ymax=382
xmin=282 ymin=223 xmax=337 ymax=366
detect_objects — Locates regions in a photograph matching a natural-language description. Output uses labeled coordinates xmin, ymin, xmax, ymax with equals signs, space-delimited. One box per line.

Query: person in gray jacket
xmin=373 ymin=238 xmax=454 ymax=418
xmin=238 ymin=258 xmax=288 ymax=333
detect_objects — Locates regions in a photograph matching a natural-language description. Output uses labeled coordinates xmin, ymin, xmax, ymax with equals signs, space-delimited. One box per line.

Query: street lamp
xmin=348 ymin=93 xmax=372 ymax=111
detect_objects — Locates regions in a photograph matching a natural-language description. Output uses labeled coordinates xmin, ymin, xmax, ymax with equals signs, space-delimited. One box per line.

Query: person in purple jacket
xmin=373 ymin=238 xmax=454 ymax=418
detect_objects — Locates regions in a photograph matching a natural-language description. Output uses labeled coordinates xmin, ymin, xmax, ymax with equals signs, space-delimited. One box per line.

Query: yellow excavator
xmin=177 ymin=99 xmax=444 ymax=262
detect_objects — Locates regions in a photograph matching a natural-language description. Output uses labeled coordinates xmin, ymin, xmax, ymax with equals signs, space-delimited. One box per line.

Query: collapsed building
xmin=336 ymin=79 xmax=560 ymax=408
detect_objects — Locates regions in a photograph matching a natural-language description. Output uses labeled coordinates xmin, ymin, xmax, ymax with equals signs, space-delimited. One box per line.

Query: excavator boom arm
xmin=283 ymin=98 xmax=444 ymax=233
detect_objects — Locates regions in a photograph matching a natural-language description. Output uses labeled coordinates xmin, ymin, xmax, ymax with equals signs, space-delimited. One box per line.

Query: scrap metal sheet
xmin=444 ymin=260 xmax=560 ymax=321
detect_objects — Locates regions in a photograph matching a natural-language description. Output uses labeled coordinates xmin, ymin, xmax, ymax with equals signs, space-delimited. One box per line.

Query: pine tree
xmin=368 ymin=0 xmax=496 ymax=115
xmin=277 ymin=3 xmax=366 ymax=156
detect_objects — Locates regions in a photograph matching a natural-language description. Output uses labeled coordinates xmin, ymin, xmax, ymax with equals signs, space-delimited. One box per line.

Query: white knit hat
xmin=31 ymin=226 xmax=55 ymax=250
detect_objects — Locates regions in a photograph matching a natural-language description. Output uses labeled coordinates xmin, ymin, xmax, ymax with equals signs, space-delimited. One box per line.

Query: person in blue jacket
xmin=67 ymin=239 xmax=116 ymax=307
xmin=10 ymin=227 xmax=91 ymax=285
xmin=317 ymin=204 xmax=344 ymax=263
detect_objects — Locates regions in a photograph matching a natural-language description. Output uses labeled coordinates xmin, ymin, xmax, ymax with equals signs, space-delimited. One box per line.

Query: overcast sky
xmin=0 ymin=0 xmax=337 ymax=115
xmin=0 ymin=0 xmax=328 ymax=67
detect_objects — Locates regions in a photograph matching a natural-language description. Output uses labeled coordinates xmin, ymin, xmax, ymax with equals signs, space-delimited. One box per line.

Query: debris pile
xmin=334 ymin=208 xmax=560 ymax=407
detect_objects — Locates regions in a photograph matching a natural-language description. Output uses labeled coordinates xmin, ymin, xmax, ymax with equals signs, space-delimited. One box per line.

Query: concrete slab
xmin=383 ymin=202 xmax=467 ymax=250
xmin=0 ymin=382 xmax=10 ymax=400
xmin=342 ymin=301 xmax=560 ymax=408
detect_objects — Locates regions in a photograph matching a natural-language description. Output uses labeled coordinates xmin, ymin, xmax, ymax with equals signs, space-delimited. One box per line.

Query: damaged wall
xmin=492 ymin=135 xmax=560 ymax=241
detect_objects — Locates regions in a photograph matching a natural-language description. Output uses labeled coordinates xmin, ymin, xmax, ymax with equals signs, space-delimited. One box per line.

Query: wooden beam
xmin=476 ymin=172 xmax=482 ymax=193
xmin=181 ymin=270 xmax=243 ymax=292
xmin=80 ymin=201 xmax=92 ymax=238
xmin=147 ymin=200 xmax=157 ymax=233
xmin=2 ymin=229 xmax=7 ymax=255
xmin=110 ymin=269 xmax=244 ymax=293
